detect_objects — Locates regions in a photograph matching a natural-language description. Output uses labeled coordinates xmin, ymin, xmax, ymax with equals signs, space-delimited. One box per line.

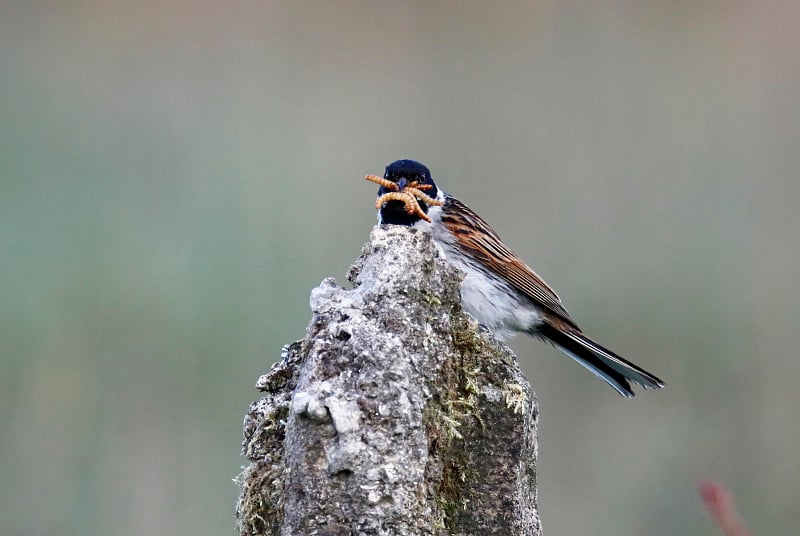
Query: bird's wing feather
xmin=440 ymin=197 xmax=579 ymax=328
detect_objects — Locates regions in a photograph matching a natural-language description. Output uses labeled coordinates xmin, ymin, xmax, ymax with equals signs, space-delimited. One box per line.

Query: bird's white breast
xmin=418 ymin=204 xmax=542 ymax=340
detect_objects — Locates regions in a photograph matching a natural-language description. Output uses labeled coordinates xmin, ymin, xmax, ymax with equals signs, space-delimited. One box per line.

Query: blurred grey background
xmin=2 ymin=2 xmax=798 ymax=535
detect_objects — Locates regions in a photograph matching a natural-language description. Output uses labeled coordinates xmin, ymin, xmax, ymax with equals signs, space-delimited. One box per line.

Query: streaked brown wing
xmin=440 ymin=197 xmax=579 ymax=329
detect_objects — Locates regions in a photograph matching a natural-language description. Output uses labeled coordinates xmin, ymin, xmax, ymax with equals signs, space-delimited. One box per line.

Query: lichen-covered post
xmin=236 ymin=226 xmax=541 ymax=536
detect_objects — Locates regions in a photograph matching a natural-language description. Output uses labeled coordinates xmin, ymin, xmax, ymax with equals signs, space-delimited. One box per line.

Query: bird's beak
xmin=396 ymin=177 xmax=408 ymax=191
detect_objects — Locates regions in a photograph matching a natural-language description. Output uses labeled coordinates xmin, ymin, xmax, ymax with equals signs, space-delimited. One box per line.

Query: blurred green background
xmin=2 ymin=2 xmax=799 ymax=535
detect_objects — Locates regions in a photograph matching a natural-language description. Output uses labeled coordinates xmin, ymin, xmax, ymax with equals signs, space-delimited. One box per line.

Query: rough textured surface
xmin=236 ymin=226 xmax=541 ymax=536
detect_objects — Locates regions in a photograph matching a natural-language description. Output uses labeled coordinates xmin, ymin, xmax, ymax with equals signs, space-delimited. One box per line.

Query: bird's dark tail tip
xmin=537 ymin=322 xmax=665 ymax=398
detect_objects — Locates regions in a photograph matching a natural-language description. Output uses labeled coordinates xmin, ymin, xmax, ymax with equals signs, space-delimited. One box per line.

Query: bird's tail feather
xmin=537 ymin=321 xmax=665 ymax=398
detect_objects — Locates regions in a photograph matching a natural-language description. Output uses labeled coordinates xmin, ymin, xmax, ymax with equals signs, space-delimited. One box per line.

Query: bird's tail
xmin=537 ymin=320 xmax=665 ymax=398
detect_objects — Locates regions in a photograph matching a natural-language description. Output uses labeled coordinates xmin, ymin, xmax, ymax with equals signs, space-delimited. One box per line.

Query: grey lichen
xmin=236 ymin=226 xmax=541 ymax=536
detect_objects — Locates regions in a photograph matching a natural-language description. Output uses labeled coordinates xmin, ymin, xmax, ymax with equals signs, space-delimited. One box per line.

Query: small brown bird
xmin=372 ymin=159 xmax=665 ymax=397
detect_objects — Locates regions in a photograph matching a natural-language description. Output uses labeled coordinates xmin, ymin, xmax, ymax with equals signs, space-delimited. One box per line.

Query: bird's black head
xmin=378 ymin=159 xmax=439 ymax=225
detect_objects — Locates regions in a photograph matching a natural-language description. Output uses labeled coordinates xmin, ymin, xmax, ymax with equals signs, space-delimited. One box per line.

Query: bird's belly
xmin=457 ymin=263 xmax=541 ymax=340
xmin=428 ymin=237 xmax=540 ymax=339
xmin=417 ymin=212 xmax=541 ymax=339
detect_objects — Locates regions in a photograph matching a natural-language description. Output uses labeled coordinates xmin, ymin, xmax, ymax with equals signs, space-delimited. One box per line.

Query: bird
xmin=371 ymin=158 xmax=664 ymax=397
